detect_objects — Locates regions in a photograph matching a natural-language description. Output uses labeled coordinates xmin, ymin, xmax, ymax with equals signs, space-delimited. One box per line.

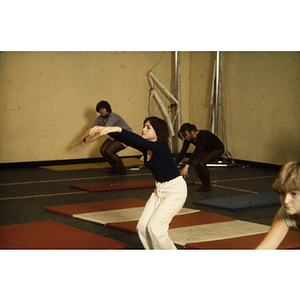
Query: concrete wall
xmin=1 ymin=51 xmax=299 ymax=165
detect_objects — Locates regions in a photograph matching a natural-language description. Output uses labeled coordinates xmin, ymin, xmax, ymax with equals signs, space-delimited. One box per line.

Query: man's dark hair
xmin=96 ymin=101 xmax=112 ymax=113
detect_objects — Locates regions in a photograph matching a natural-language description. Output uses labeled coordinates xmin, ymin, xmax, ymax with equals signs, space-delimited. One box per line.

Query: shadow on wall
xmin=63 ymin=107 xmax=106 ymax=159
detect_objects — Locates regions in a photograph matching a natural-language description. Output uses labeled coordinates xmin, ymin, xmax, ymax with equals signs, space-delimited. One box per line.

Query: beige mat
xmin=168 ymin=220 xmax=270 ymax=245
xmin=73 ymin=207 xmax=197 ymax=225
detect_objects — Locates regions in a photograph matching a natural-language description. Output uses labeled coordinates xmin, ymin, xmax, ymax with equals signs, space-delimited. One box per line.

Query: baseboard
xmin=0 ymin=155 xmax=142 ymax=169
xmin=0 ymin=155 xmax=281 ymax=170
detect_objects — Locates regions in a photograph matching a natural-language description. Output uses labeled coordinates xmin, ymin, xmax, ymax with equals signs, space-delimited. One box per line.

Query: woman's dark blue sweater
xmin=110 ymin=129 xmax=180 ymax=183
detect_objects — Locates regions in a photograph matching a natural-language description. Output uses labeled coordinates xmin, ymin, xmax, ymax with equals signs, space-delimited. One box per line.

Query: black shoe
xmin=196 ymin=186 xmax=212 ymax=192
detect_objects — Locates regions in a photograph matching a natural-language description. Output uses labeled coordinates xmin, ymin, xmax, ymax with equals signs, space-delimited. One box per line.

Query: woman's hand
xmin=89 ymin=126 xmax=106 ymax=137
xmin=75 ymin=139 xmax=84 ymax=146
xmin=90 ymin=126 xmax=122 ymax=137
xmin=85 ymin=133 xmax=103 ymax=143
xmin=180 ymin=164 xmax=189 ymax=178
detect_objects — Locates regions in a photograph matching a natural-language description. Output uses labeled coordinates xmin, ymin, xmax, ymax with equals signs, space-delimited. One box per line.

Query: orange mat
xmin=0 ymin=221 xmax=130 ymax=250
xmin=70 ymin=179 xmax=194 ymax=192
xmin=44 ymin=198 xmax=147 ymax=217
xmin=185 ymin=230 xmax=300 ymax=250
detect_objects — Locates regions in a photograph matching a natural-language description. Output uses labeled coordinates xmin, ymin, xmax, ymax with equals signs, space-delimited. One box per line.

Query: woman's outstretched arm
xmin=256 ymin=213 xmax=289 ymax=249
xmin=89 ymin=126 xmax=122 ymax=137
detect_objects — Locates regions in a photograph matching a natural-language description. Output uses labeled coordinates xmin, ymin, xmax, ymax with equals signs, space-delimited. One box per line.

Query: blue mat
xmin=194 ymin=192 xmax=281 ymax=211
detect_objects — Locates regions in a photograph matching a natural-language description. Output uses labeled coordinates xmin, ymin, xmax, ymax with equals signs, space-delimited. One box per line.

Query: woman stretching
xmin=89 ymin=117 xmax=187 ymax=250
xmin=176 ymin=123 xmax=224 ymax=192
xmin=76 ymin=101 xmax=131 ymax=175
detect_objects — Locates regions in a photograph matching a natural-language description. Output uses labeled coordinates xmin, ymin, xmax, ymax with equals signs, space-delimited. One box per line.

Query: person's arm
xmin=187 ymin=133 xmax=207 ymax=165
xmin=175 ymin=140 xmax=190 ymax=178
xmin=256 ymin=213 xmax=289 ymax=249
xmin=176 ymin=140 xmax=190 ymax=165
xmin=75 ymin=116 xmax=103 ymax=146
xmin=90 ymin=126 xmax=168 ymax=156
xmin=180 ymin=164 xmax=190 ymax=178
xmin=75 ymin=128 xmax=91 ymax=146
xmin=89 ymin=126 xmax=122 ymax=137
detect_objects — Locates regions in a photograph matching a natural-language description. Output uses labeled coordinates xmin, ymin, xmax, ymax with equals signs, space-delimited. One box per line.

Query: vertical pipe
xmin=215 ymin=51 xmax=220 ymax=137
xmin=173 ymin=51 xmax=179 ymax=156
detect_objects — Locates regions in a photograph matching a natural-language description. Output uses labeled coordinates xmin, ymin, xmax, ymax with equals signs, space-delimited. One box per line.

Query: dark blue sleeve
xmin=109 ymin=131 xmax=145 ymax=153
xmin=110 ymin=129 xmax=168 ymax=156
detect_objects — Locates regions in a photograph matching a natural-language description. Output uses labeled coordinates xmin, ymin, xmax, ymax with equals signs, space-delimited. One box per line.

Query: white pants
xmin=136 ymin=176 xmax=187 ymax=250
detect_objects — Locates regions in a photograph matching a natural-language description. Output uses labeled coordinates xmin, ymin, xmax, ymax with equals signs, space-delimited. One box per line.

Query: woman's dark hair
xmin=96 ymin=101 xmax=112 ymax=113
xmin=178 ymin=123 xmax=197 ymax=140
xmin=143 ymin=116 xmax=169 ymax=144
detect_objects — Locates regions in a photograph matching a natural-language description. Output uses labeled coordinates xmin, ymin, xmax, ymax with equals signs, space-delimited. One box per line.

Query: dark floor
xmin=0 ymin=159 xmax=281 ymax=249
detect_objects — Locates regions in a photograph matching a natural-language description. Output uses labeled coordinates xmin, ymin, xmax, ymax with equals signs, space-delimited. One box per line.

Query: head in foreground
xmin=273 ymin=161 xmax=300 ymax=215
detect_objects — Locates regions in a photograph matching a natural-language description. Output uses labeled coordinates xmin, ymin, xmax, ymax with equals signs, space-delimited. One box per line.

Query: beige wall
xmin=220 ymin=52 xmax=300 ymax=165
xmin=189 ymin=51 xmax=300 ymax=165
xmin=0 ymin=51 xmax=186 ymax=162
xmin=1 ymin=51 xmax=299 ymax=165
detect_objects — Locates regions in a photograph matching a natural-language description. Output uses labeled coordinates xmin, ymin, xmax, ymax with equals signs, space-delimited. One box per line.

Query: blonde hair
xmin=272 ymin=161 xmax=300 ymax=194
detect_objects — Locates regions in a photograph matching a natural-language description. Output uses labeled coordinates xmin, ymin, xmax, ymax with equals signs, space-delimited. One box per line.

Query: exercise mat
xmin=70 ymin=179 xmax=194 ymax=192
xmin=44 ymin=198 xmax=196 ymax=226
xmin=0 ymin=221 xmax=130 ymax=249
xmin=106 ymin=210 xmax=236 ymax=235
xmin=194 ymin=191 xmax=280 ymax=211
xmin=184 ymin=230 xmax=300 ymax=250
xmin=40 ymin=157 xmax=144 ymax=171
xmin=44 ymin=198 xmax=147 ymax=217
xmin=45 ymin=198 xmax=272 ymax=248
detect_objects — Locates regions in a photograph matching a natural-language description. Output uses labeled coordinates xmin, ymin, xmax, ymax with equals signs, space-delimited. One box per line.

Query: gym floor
xmin=0 ymin=158 xmax=281 ymax=249
xmin=2 ymin=159 xmax=296 ymax=299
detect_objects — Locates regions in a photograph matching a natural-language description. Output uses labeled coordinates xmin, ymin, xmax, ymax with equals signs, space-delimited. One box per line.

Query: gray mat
xmin=194 ymin=192 xmax=280 ymax=211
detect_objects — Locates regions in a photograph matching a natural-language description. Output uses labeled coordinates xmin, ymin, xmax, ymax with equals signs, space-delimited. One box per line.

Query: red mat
xmin=0 ymin=221 xmax=130 ymax=250
xmin=106 ymin=210 xmax=236 ymax=235
xmin=184 ymin=230 xmax=300 ymax=250
xmin=70 ymin=179 xmax=194 ymax=192
xmin=44 ymin=198 xmax=147 ymax=217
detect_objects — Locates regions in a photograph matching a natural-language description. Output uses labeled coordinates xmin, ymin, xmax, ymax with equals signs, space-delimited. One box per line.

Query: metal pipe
xmin=210 ymin=54 xmax=217 ymax=134
xmin=148 ymin=71 xmax=178 ymax=104
xmin=173 ymin=51 xmax=179 ymax=156
xmin=215 ymin=51 xmax=220 ymax=137
xmin=148 ymin=72 xmax=175 ymax=137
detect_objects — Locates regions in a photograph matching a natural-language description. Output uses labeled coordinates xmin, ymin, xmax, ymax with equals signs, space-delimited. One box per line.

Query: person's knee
xmin=100 ymin=147 xmax=106 ymax=156
xmin=199 ymin=161 xmax=207 ymax=168
xmin=136 ymin=220 xmax=146 ymax=236
xmin=194 ymin=160 xmax=205 ymax=168
xmin=146 ymin=220 xmax=163 ymax=239
xmin=105 ymin=144 xmax=119 ymax=157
